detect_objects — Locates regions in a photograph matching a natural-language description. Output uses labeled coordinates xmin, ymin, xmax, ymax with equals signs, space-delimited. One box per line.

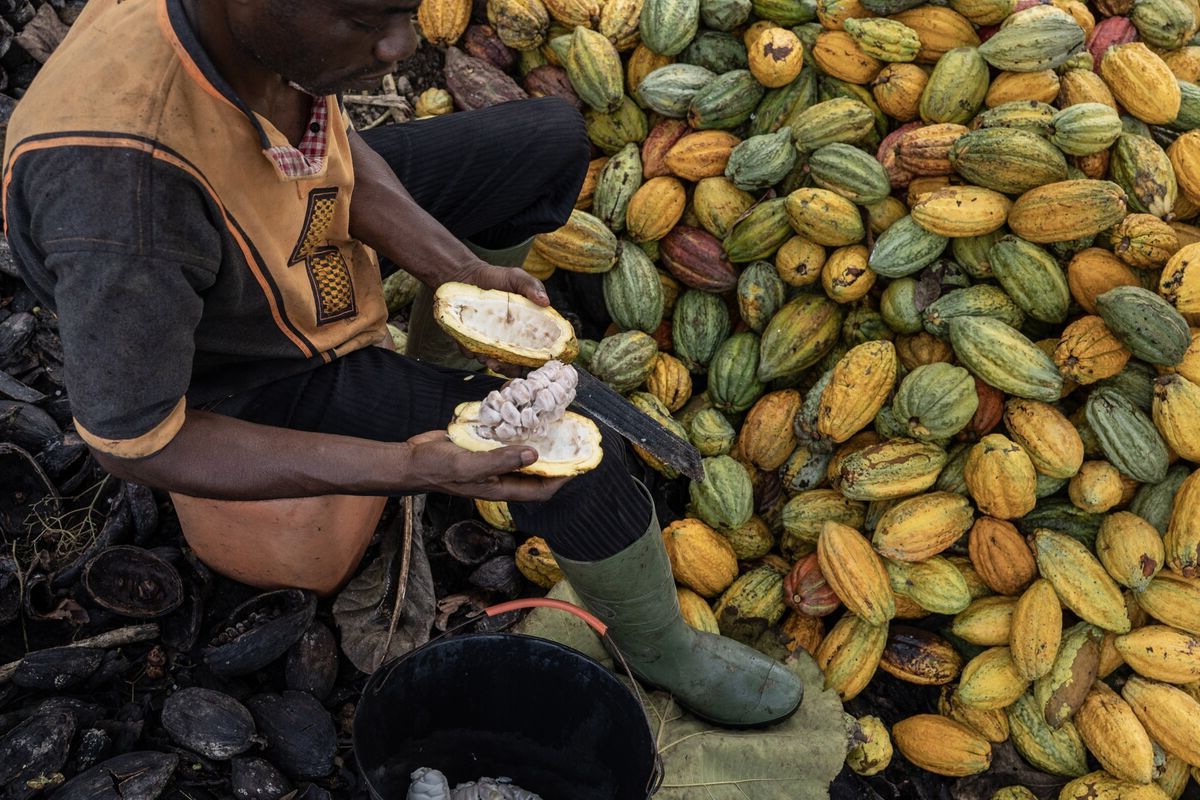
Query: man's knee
xmin=523 ymin=96 xmax=589 ymax=175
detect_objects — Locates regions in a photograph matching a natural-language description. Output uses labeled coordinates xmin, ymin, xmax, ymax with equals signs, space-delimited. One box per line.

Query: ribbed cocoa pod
xmin=892 ymin=715 xmax=992 ymax=776
xmin=660 ymin=225 xmax=739 ymax=291
xmin=522 ymin=64 xmax=583 ymax=110
xmin=463 ymin=24 xmax=517 ymax=70
xmin=444 ymin=47 xmax=529 ymax=111
xmin=420 ymin=0 xmax=473 ymax=45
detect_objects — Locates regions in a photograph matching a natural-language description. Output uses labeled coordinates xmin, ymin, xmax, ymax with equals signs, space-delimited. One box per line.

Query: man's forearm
xmin=93 ymin=409 xmax=412 ymax=500
xmin=346 ymin=129 xmax=479 ymax=288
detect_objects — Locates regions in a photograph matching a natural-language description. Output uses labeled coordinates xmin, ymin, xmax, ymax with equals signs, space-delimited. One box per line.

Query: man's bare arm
xmin=92 ymin=409 xmax=564 ymax=502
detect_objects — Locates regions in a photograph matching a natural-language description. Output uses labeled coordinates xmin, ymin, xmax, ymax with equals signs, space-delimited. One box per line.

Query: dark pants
xmin=213 ymin=99 xmax=649 ymax=562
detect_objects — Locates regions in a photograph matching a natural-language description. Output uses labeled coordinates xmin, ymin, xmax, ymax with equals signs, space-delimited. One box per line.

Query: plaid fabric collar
xmin=265 ymin=93 xmax=329 ymax=179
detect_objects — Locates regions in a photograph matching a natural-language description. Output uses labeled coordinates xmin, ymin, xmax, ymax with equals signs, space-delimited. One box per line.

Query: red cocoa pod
xmin=444 ymin=46 xmax=528 ymax=111
xmin=959 ymin=378 xmax=1005 ymax=441
xmin=463 ymin=24 xmax=517 ymax=72
xmin=977 ymin=24 xmax=1001 ymax=42
xmin=642 ymin=119 xmax=691 ymax=179
xmin=652 ymin=318 xmax=673 ymax=352
xmin=784 ymin=554 xmax=842 ymax=617
xmin=1088 ymin=16 xmax=1138 ymax=70
xmin=878 ymin=122 xmax=921 ymax=189
xmin=1015 ymin=0 xmax=1048 ymax=11
xmin=660 ymin=226 xmax=739 ymax=291
xmin=1074 ymin=150 xmax=1110 ymax=179
xmin=522 ymin=64 xmax=583 ymax=111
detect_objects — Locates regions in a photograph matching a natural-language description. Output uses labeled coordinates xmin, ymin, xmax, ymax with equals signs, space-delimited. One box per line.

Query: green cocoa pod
xmin=749 ymin=68 xmax=819 ymax=137
xmin=688 ymin=69 xmax=764 ymax=129
xmin=737 ymin=261 xmax=787 ymax=333
xmin=681 ymin=31 xmax=749 ymax=72
xmin=637 ymin=64 xmax=717 ymax=117
xmin=1131 ymin=0 xmax=1197 ymax=50
xmin=919 ymin=47 xmax=989 ymax=125
xmin=640 ymin=0 xmax=700 ymax=56
xmin=584 ymin=95 xmax=649 ymax=153
xmin=1084 ymin=386 xmax=1170 ymax=483
xmin=708 ymin=332 xmax=766 ymax=412
xmin=923 ymin=285 xmax=1026 ymax=337
xmin=1049 ymin=102 xmax=1122 ymax=156
xmin=974 ymin=101 xmax=1057 ymax=138
xmin=1108 ymin=133 xmax=1178 ymax=218
xmin=787 ymin=97 xmax=876 ymax=152
xmin=673 ymin=288 xmax=732 ymax=372
xmin=753 ymin=0 xmax=818 ymax=25
xmin=977 ymin=6 xmax=1085 ymax=72
xmin=1095 ymin=285 xmax=1190 ymax=365
xmin=807 ymin=142 xmax=892 ymax=204
xmin=589 ymin=330 xmax=660 ymax=393
xmin=843 ymin=17 xmax=921 ymax=62
xmin=989 ymin=235 xmax=1070 ymax=323
xmin=699 ymin=0 xmax=752 ymax=30
xmin=949 ymin=128 xmax=1069 ymax=195
xmin=593 ymin=143 xmax=643 ymax=232
xmin=869 ymin=215 xmax=949 ymax=278
xmin=948 ymin=316 xmax=1063 ymax=402
xmin=565 ymin=26 xmax=624 ymax=113
xmin=603 ymin=240 xmax=664 ymax=333
xmin=725 ymin=127 xmax=798 ymax=192
xmin=758 ymin=293 xmax=845 ymax=382
xmin=892 ymin=362 xmax=979 ymax=441
xmin=723 ymin=198 xmax=793 ymax=262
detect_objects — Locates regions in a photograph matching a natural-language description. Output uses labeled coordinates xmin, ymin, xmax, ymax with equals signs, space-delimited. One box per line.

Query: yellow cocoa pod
xmin=1163 ymin=46 xmax=1200 ymax=82
xmin=533 ymin=208 xmax=619 ymax=272
xmin=738 ymin=389 xmax=802 ymax=471
xmin=1097 ymin=512 xmax=1165 ymax=592
xmin=1052 ymin=0 xmax=1094 ymax=36
xmin=1177 ymin=330 xmax=1200 ymax=384
xmin=947 ymin=553 xmax=994 ymax=600
xmin=785 ymin=187 xmax=867 ymax=246
xmin=896 ymin=330 xmax=954 ymax=370
xmin=1156 ymin=752 xmax=1191 ymax=799
xmin=817 ymin=0 xmax=871 ymax=29
xmin=576 ymin=156 xmax=607 ymax=210
xmin=692 ymin=177 xmax=755 ymax=240
xmin=1010 ymin=578 xmax=1063 ymax=681
xmin=418 ymin=0 xmax=471 ymax=45
xmin=872 ymin=63 xmax=928 ymax=122
xmin=515 ymin=536 xmax=565 ymax=588
xmin=873 ymin=492 xmax=974 ymax=563
xmin=677 ymin=586 xmax=720 ymax=633
xmin=892 ymin=714 xmax=993 ymax=775
xmin=1169 ymin=131 xmax=1200 ymax=204
xmin=779 ymin=610 xmax=826 ymax=654
xmin=964 ymin=434 xmax=1037 ymax=520
xmin=522 ymin=247 xmax=557 ymax=280
xmin=894 ymin=591 xmax=931 ymax=619
xmin=1153 ymin=373 xmax=1200 ymax=463
xmin=1067 ymin=249 xmax=1141 ymax=315
xmin=625 ymin=176 xmax=686 ymax=242
xmin=949 ymin=0 xmax=1014 ymax=25
xmin=1009 ymin=180 xmax=1128 ymax=244
xmin=665 ymin=131 xmax=742 ymax=182
xmin=1074 ymin=681 xmax=1155 ymax=785
xmin=886 ymin=556 xmax=973 ymax=615
xmin=815 ymin=612 xmax=887 ymax=700
xmin=1100 ymin=42 xmax=1182 ymax=125
xmin=1161 ymin=242 xmax=1200 ymax=315
xmin=1110 ymin=213 xmax=1181 ymax=270
xmin=1069 ymin=460 xmax=1124 ymax=514
xmin=646 ymin=352 xmax=691 ymax=412
xmin=662 ymin=518 xmax=739 ymax=597
xmin=956 ymin=646 xmax=1030 ymax=710
xmin=1134 ymin=572 xmax=1200 ymax=635
xmin=743 ymin=19 xmax=777 ymax=50
xmin=952 ymin=596 xmax=1017 ymax=646
xmin=1003 ymin=398 xmax=1084 ymax=480
xmin=817 ymin=520 xmax=896 ymax=625
xmin=968 ymin=516 xmax=1038 ymax=596
xmin=985 ymin=70 xmax=1061 ymax=107
xmin=748 ymin=27 xmax=805 ymax=88
xmin=1122 ymin=675 xmax=1200 ymax=767
xmin=1115 ymin=625 xmax=1200 ymax=683
xmin=413 ymin=87 xmax=454 ymax=117
xmin=1035 ymin=528 xmax=1131 ymax=633
xmin=911 ymin=185 xmax=1012 ymax=237
xmin=938 ymin=685 xmax=1011 ymax=742
xmin=474 ymin=499 xmax=515 ymax=531
xmin=544 ymin=0 xmax=600 ymax=27
xmin=1059 ymin=771 xmax=1173 ymax=800
xmin=1055 ymin=314 xmax=1132 ymax=385
xmin=812 ymin=30 xmax=884 ymax=84
xmin=725 ymin=515 xmax=774 ymax=560
xmin=775 ymin=235 xmax=827 ymax=287
xmin=1164 ymin=467 xmax=1200 ymax=577
xmin=817 ymin=340 xmax=898 ymax=442
xmin=488 ymin=0 xmax=550 ymax=49
xmin=867 ymin=196 xmax=910 ymax=234
xmin=821 ymin=244 xmax=875 ymax=303
xmin=847 ymin=715 xmax=893 ymax=776
xmin=1058 ymin=68 xmax=1117 ymax=109
xmin=889 ymin=6 xmax=981 ymax=64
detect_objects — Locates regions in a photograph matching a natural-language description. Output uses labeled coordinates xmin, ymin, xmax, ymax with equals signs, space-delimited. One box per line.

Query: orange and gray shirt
xmin=2 ymin=0 xmax=389 ymax=458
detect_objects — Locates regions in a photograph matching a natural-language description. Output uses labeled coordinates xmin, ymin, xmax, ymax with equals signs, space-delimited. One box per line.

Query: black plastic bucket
xmin=353 ymin=599 xmax=662 ymax=799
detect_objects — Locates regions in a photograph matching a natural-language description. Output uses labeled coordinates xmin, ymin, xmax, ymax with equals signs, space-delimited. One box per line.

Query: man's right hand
xmin=399 ymin=430 xmax=570 ymax=502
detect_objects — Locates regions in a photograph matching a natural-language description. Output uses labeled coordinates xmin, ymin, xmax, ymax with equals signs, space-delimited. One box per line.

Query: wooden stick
xmin=0 ymin=623 xmax=159 ymax=683
xmin=341 ymin=94 xmax=410 ymax=109
xmin=379 ymin=496 xmax=415 ymax=669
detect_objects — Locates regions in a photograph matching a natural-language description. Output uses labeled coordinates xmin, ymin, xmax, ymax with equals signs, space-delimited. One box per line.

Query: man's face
xmin=230 ymin=0 xmax=421 ymax=96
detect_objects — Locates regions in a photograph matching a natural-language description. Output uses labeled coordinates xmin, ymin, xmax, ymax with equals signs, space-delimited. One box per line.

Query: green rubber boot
xmin=404 ymin=237 xmax=534 ymax=369
xmin=551 ymin=488 xmax=804 ymax=729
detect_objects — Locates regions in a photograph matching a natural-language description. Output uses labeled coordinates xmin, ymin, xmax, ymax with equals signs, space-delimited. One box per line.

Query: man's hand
xmin=400 ymin=430 xmax=570 ymax=502
xmin=455 ymin=260 xmax=550 ymax=306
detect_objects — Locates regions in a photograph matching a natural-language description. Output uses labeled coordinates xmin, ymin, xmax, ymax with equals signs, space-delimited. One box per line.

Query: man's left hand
xmin=458 ymin=261 xmax=550 ymax=307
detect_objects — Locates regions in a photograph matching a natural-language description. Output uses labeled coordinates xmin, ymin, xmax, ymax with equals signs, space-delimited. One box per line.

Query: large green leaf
xmin=516 ymin=582 xmax=850 ymax=799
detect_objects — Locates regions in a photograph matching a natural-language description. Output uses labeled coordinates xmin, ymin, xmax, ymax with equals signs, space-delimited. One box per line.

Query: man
xmin=2 ymin=0 xmax=801 ymax=727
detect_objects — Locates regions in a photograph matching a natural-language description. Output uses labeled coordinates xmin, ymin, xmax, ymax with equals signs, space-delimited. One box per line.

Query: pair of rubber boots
xmin=407 ymin=239 xmax=803 ymax=728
